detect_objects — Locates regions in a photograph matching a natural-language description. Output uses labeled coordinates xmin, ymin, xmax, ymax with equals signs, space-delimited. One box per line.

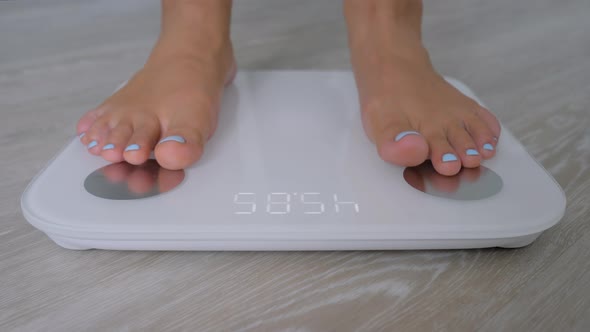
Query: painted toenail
xmin=466 ymin=149 xmax=479 ymax=156
xmin=394 ymin=131 xmax=420 ymax=142
xmin=79 ymin=132 xmax=86 ymax=139
xmin=87 ymin=140 xmax=97 ymax=149
xmin=102 ymin=144 xmax=115 ymax=151
xmin=158 ymin=135 xmax=186 ymax=144
xmin=442 ymin=153 xmax=458 ymax=162
xmin=483 ymin=143 xmax=494 ymax=151
xmin=125 ymin=144 xmax=140 ymax=152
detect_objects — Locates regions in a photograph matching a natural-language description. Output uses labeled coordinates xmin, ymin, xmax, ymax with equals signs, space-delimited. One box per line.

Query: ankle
xmin=343 ymin=0 xmax=423 ymax=24
xmin=344 ymin=0 xmax=423 ymax=42
xmin=148 ymin=0 xmax=235 ymax=74
xmin=144 ymin=43 xmax=235 ymax=92
xmin=344 ymin=0 xmax=429 ymax=63
xmin=156 ymin=0 xmax=233 ymax=59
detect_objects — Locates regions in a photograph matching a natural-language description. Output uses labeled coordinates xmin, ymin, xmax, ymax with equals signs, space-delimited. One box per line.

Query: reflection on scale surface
xmin=404 ymin=161 xmax=503 ymax=200
xmin=84 ymin=159 xmax=185 ymax=200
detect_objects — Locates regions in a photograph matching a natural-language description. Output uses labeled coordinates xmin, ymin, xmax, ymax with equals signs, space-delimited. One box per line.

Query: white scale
xmin=21 ymin=71 xmax=566 ymax=251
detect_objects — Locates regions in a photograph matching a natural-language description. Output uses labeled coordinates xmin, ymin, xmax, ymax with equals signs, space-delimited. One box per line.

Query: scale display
xmin=21 ymin=71 xmax=566 ymax=251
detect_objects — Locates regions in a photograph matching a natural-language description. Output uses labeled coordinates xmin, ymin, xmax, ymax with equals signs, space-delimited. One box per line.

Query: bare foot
xmin=77 ymin=0 xmax=235 ymax=170
xmin=344 ymin=0 xmax=501 ymax=176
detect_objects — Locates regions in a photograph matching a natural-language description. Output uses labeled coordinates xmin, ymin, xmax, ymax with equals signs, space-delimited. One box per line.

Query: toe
xmin=154 ymin=101 xmax=213 ymax=170
xmin=363 ymin=109 xmax=429 ymax=167
xmin=477 ymin=107 xmax=501 ymax=138
xmin=447 ymin=124 xmax=481 ymax=168
xmin=381 ymin=129 xmax=429 ymax=167
xmin=82 ymin=117 xmax=112 ymax=155
xmin=155 ymin=130 xmax=204 ymax=170
xmin=100 ymin=120 xmax=134 ymax=163
xmin=76 ymin=107 xmax=103 ymax=138
xmin=123 ymin=115 xmax=161 ymax=165
xmin=466 ymin=108 xmax=500 ymax=159
xmin=427 ymin=132 xmax=461 ymax=176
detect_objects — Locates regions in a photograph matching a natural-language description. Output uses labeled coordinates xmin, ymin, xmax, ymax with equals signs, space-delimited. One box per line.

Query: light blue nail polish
xmin=158 ymin=135 xmax=186 ymax=144
xmin=102 ymin=143 xmax=115 ymax=151
xmin=394 ymin=130 xmax=420 ymax=142
xmin=125 ymin=144 xmax=140 ymax=152
xmin=483 ymin=143 xmax=494 ymax=151
xmin=87 ymin=140 xmax=97 ymax=149
xmin=79 ymin=132 xmax=86 ymax=139
xmin=466 ymin=149 xmax=479 ymax=156
xmin=442 ymin=153 xmax=458 ymax=162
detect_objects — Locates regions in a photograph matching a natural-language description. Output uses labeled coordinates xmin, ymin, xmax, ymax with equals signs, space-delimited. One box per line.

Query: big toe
xmin=379 ymin=130 xmax=429 ymax=167
xmin=155 ymin=131 xmax=205 ymax=170
xmin=364 ymin=111 xmax=429 ymax=167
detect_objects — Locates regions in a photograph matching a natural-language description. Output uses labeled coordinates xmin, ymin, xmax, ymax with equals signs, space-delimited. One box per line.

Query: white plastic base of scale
xmin=21 ymin=71 xmax=566 ymax=251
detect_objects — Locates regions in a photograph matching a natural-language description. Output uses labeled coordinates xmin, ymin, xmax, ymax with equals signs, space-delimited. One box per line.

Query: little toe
xmin=447 ymin=125 xmax=482 ymax=168
xmin=476 ymin=107 xmax=501 ymax=139
xmin=83 ymin=118 xmax=112 ymax=155
xmin=76 ymin=108 xmax=103 ymax=138
xmin=427 ymin=133 xmax=462 ymax=176
xmin=465 ymin=110 xmax=499 ymax=159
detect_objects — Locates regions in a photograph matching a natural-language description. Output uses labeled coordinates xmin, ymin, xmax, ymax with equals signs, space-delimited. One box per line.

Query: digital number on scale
xmin=233 ymin=193 xmax=360 ymax=215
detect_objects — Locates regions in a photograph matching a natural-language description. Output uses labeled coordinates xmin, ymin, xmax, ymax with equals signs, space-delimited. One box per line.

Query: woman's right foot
xmin=77 ymin=0 xmax=235 ymax=170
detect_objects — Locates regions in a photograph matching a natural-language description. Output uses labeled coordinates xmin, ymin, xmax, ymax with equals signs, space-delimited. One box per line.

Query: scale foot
xmin=498 ymin=234 xmax=539 ymax=248
xmin=50 ymin=236 xmax=92 ymax=250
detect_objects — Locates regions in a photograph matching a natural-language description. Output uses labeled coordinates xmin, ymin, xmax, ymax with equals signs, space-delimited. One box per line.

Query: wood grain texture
xmin=1 ymin=0 xmax=589 ymax=331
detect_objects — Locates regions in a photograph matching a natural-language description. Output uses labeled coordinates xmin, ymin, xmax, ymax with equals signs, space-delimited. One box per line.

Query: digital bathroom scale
xmin=21 ymin=71 xmax=566 ymax=251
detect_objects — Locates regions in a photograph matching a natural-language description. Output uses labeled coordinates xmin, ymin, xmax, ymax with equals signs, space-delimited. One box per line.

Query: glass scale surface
xmin=20 ymin=71 xmax=566 ymax=250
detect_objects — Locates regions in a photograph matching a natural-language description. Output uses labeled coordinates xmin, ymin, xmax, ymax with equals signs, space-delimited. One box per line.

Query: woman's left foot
xmin=344 ymin=0 xmax=501 ymax=176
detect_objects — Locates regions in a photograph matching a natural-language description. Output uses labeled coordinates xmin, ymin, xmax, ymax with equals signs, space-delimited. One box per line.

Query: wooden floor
xmin=2 ymin=0 xmax=589 ymax=331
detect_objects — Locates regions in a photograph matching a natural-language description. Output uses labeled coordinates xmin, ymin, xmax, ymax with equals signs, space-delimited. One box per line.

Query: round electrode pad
xmin=84 ymin=159 xmax=185 ymax=200
xmin=403 ymin=162 xmax=503 ymax=200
